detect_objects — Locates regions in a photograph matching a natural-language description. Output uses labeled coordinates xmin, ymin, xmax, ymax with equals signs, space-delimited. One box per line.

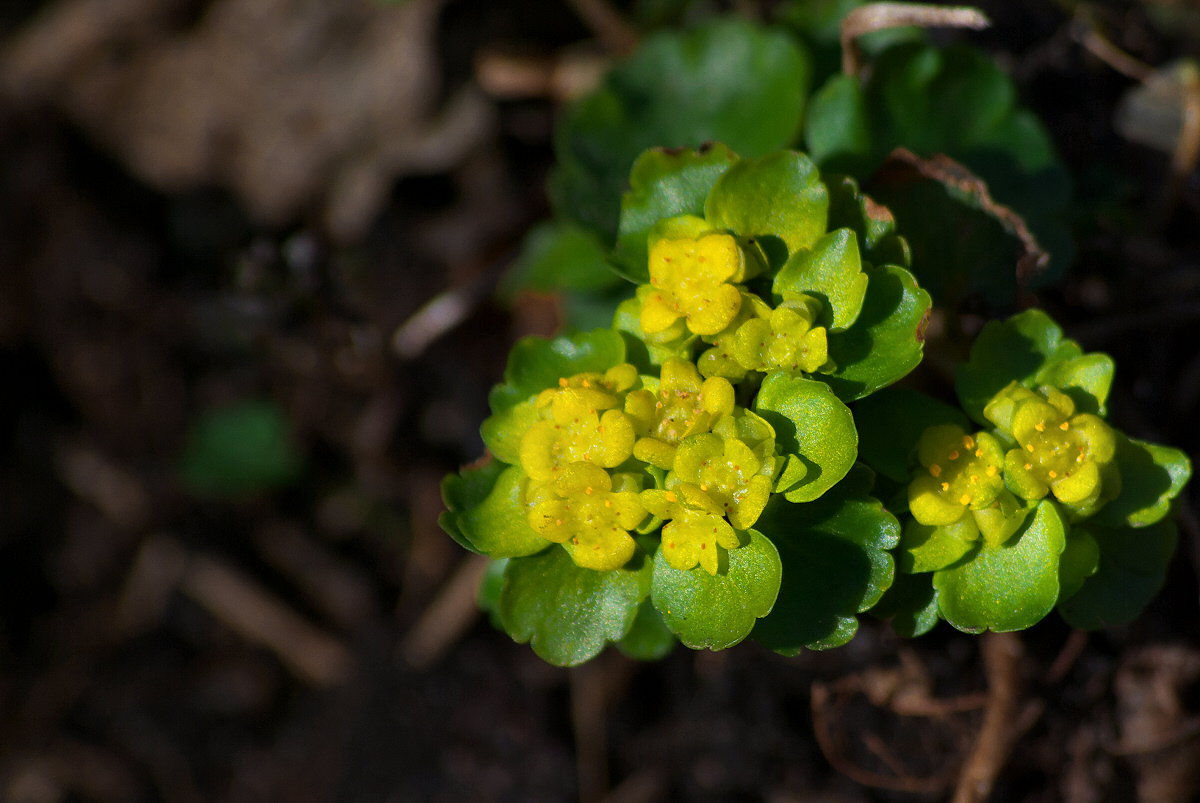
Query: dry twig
xmin=398 ymin=554 xmax=490 ymax=669
xmin=841 ymin=3 xmax=989 ymax=78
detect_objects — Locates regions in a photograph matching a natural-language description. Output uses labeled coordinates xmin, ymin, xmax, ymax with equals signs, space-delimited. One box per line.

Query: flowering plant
xmin=442 ymin=146 xmax=1190 ymax=666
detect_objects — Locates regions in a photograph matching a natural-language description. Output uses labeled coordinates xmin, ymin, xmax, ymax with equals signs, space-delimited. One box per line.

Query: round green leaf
xmin=550 ymin=19 xmax=811 ymax=240
xmin=498 ymin=222 xmax=623 ymax=299
xmin=705 ymin=151 xmax=829 ymax=256
xmin=1093 ymin=437 xmax=1192 ymax=528
xmin=178 ymin=400 xmax=303 ymax=498
xmin=480 ymin=398 xmax=539 ymax=465
xmin=616 ymin=598 xmax=677 ymax=661
xmin=824 ymin=173 xmax=911 ymax=267
xmin=953 ymin=309 xmax=1082 ymax=425
xmin=898 ymin=519 xmax=977 ymax=574
xmin=1057 ymin=521 xmax=1178 ymax=630
xmin=500 ymin=545 xmax=653 ymax=666
xmin=488 ymin=328 xmax=627 ymax=415
xmin=454 ymin=466 xmax=551 ymax=559
xmin=613 ymin=143 xmax=739 ymax=282
xmin=651 ymin=530 xmax=782 ymax=650
xmin=933 ymin=500 xmax=1066 ymax=633
xmin=1035 ymin=353 xmax=1114 ymax=416
xmin=772 ymin=228 xmax=868 ymax=330
xmin=853 ymin=387 xmax=969 ymax=484
xmin=1058 ymin=529 xmax=1100 ymax=602
xmin=754 ymin=372 xmax=857 ymax=502
xmin=752 ymin=465 xmax=900 ymax=653
xmin=821 ymin=263 xmax=931 ymax=401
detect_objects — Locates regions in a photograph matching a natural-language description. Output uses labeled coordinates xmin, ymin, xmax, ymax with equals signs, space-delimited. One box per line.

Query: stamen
xmin=975 ymin=449 xmax=984 ymax=458
xmin=604 ymin=500 xmax=612 ymax=508
xmin=558 ymin=377 xmax=569 ymax=387
xmin=1060 ymin=421 xmax=1069 ymax=431
xmin=1026 ymin=443 xmax=1035 ymax=452
xmin=585 ymin=487 xmax=593 ymax=495
xmin=929 ymin=464 xmax=942 ymax=477
xmin=665 ymin=491 xmax=677 ymax=503
xmin=1024 ymin=463 xmax=1033 ymax=471
xmin=962 ymin=435 xmax=975 ymax=450
xmin=1035 ymin=422 xmax=1045 ymax=432
xmin=959 ymin=494 xmax=972 ymax=505
xmin=970 ymin=475 xmax=978 ymax=484
xmin=986 ymin=466 xmax=998 ymax=477
xmin=941 ymin=482 xmax=950 ymax=491
xmin=1048 ymin=471 xmax=1057 ymax=478
xmin=948 ymin=450 xmax=959 ymax=460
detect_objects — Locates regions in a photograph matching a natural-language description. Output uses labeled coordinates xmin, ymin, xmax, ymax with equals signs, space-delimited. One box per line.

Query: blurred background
xmin=1 ymin=0 xmax=1200 ymax=801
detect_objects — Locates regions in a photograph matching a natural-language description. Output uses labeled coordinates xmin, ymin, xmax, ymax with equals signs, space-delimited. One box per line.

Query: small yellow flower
xmin=526 ymin=463 xmax=645 ymax=571
xmin=908 ymin=424 xmax=1006 ymax=526
xmin=640 ymin=484 xmax=740 ymax=575
xmin=986 ymin=384 xmax=1118 ymax=515
xmin=640 ymin=233 xmax=745 ymax=336
xmin=625 ymin=359 xmax=735 ymax=470
xmin=672 ymin=432 xmax=774 ymax=530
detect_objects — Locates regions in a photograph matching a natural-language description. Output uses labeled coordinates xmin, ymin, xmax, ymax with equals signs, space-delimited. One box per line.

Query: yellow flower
xmin=519 ymin=364 xmax=639 ymax=482
xmin=526 ymin=463 xmax=645 ymax=571
xmin=985 ymin=384 xmax=1118 ymax=516
xmin=908 ymin=424 xmax=1006 ymax=526
xmin=672 ymin=432 xmax=774 ymax=530
xmin=640 ymin=233 xmax=745 ymax=336
xmin=640 ymin=485 xmax=740 ymax=575
xmin=625 ymin=359 xmax=735 ymax=470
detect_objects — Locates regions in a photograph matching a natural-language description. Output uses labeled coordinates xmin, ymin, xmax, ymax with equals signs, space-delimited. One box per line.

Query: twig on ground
xmin=1044 ymin=630 xmax=1089 ymax=686
xmin=841 ymin=3 xmax=989 ymax=78
xmin=952 ymin=631 xmax=1037 ymax=803
xmin=398 ymin=553 xmax=490 ymax=669
xmin=563 ymin=0 xmax=639 ymax=54
xmin=572 ymin=658 xmax=611 ymax=803
xmin=181 ymin=555 xmax=354 ymax=686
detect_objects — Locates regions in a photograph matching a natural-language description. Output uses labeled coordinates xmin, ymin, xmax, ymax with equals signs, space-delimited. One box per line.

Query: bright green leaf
xmin=651 ymin=529 xmax=782 ymax=650
xmin=933 ymin=500 xmax=1066 ymax=633
xmin=1057 ymin=521 xmax=1178 ymax=630
xmin=821 ymin=263 xmax=931 ymax=401
xmin=614 ymin=144 xmax=739 ymax=282
xmin=454 ymin=466 xmax=551 ymax=558
xmin=773 ymin=228 xmax=867 ymax=330
xmin=500 ymin=545 xmax=654 ymax=666
xmin=1094 ymin=437 xmax=1192 ymax=528
xmin=898 ymin=518 xmax=977 ymax=574
xmin=705 ymin=150 xmax=829 ymax=256
xmin=753 ymin=372 xmax=857 ymax=502
xmin=1034 ymin=353 xmax=1114 ymax=416
xmin=804 ymin=74 xmax=872 ymax=172
xmin=752 ymin=465 xmax=900 ymax=652
xmin=478 ymin=558 xmax=509 ymax=630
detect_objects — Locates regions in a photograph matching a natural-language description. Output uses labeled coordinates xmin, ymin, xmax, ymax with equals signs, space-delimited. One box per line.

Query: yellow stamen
xmin=604 ymin=500 xmax=612 ymax=507
xmin=1024 ymin=463 xmax=1033 ymax=471
xmin=948 ymin=450 xmax=959 ymax=460
xmin=558 ymin=377 xmax=569 ymax=387
xmin=959 ymin=494 xmax=972 ymax=505
xmin=941 ymin=482 xmax=950 ymax=491
xmin=986 ymin=466 xmax=998 ymax=477
xmin=1048 ymin=470 xmax=1058 ymax=478
xmin=665 ymin=491 xmax=677 ymax=503
xmin=929 ymin=464 xmax=942 ymax=477
xmin=970 ymin=475 xmax=978 ymax=484
xmin=962 ymin=435 xmax=975 ymax=450
xmin=1035 ymin=422 xmax=1045 ymax=432
xmin=975 ymin=449 xmax=983 ymax=458
xmin=1026 ymin=443 xmax=1035 ymax=452
xmin=585 ymin=487 xmax=593 ymax=495
xmin=1060 ymin=421 xmax=1069 ymax=431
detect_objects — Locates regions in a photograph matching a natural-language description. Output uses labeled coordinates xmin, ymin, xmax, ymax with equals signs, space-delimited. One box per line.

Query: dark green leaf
xmin=804 ymin=74 xmax=872 ymax=173
xmin=823 ymin=174 xmax=910 ymax=266
xmin=616 ymin=597 xmax=677 ymax=660
xmin=489 ymin=329 xmax=627 ymax=415
xmin=178 ymin=400 xmax=303 ymax=498
xmin=954 ymin=309 xmax=1082 ymax=425
xmin=551 ymin=19 xmax=811 ymax=241
xmin=853 ymin=388 xmax=969 ymax=483
xmin=498 ymin=222 xmax=623 ymax=300
xmin=753 ymin=372 xmax=857 ymax=502
xmin=752 ymin=466 xmax=900 ymax=652
xmin=933 ymin=500 xmax=1066 ymax=633
xmin=1093 ymin=437 xmax=1192 ymax=528
xmin=500 ymin=545 xmax=654 ymax=666
xmin=705 ymin=151 xmax=829 ymax=256
xmin=478 ymin=558 xmax=510 ymax=630
xmin=821 ymin=263 xmax=931 ymax=401
xmin=870 ymin=570 xmax=940 ymax=638
xmin=651 ymin=529 xmax=782 ymax=649
xmin=614 ymin=143 xmax=739 ymax=281
xmin=1057 ymin=521 xmax=1178 ymax=630
xmin=1058 ymin=530 xmax=1099 ymax=602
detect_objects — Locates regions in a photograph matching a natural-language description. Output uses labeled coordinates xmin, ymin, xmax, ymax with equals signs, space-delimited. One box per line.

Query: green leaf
xmin=614 ymin=143 xmax=739 ymax=282
xmin=1034 ymin=353 xmax=1114 ymax=416
xmin=753 ymin=372 xmax=857 ymax=502
xmin=897 ymin=519 xmax=977 ymax=574
xmin=804 ymin=74 xmax=872 ymax=173
xmin=821 ymin=263 xmax=931 ymax=401
xmin=752 ymin=466 xmax=900 ymax=652
xmin=488 ymin=329 xmax=627 ymax=415
xmin=1057 ymin=521 xmax=1178 ymax=630
xmin=954 ymin=309 xmax=1082 ymax=425
xmin=705 ymin=151 xmax=829 ymax=256
xmin=1093 ymin=437 xmax=1192 ymax=528
xmin=616 ymin=598 xmax=677 ymax=660
xmin=480 ymin=399 xmax=539 ymax=465
xmin=452 ymin=465 xmax=551 ymax=559
xmin=823 ymin=174 xmax=910 ymax=267
xmin=651 ymin=529 xmax=782 ymax=649
xmin=498 ymin=222 xmax=623 ymax=300
xmin=440 ymin=459 xmax=505 ymax=553
xmin=932 ymin=500 xmax=1066 ymax=633
xmin=773 ymin=228 xmax=867 ymax=330
xmin=852 ymin=388 xmax=968 ymax=484
xmin=870 ymin=570 xmax=940 ymax=638
xmin=500 ymin=545 xmax=654 ymax=666
xmin=550 ymin=19 xmax=811 ymax=241
xmin=1058 ymin=530 xmax=1100 ymax=602
xmin=178 ymin=400 xmax=303 ymax=498
xmin=478 ymin=558 xmax=509 ymax=630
